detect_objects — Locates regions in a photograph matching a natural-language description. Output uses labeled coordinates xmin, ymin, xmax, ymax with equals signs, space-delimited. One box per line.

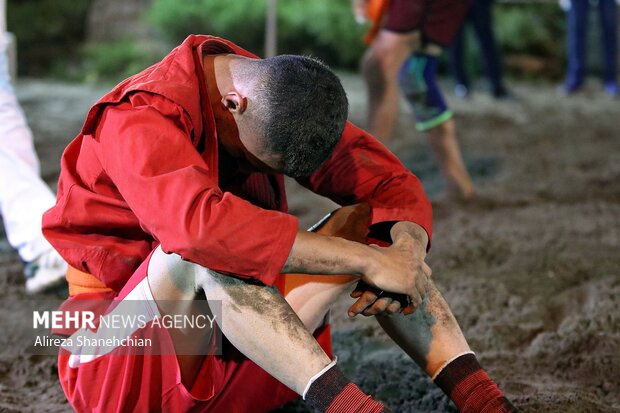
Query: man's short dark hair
xmin=252 ymin=55 xmax=348 ymax=178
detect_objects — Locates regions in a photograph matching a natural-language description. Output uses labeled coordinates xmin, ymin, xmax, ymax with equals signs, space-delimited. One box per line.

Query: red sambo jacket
xmin=42 ymin=35 xmax=432 ymax=293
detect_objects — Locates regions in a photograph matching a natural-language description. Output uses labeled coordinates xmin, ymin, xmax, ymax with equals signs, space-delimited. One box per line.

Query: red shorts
xmin=58 ymin=253 xmax=333 ymax=413
xmin=384 ymin=0 xmax=472 ymax=46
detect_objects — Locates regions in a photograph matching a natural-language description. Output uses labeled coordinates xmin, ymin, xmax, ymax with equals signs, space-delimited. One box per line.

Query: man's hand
xmin=348 ymin=222 xmax=431 ymax=317
xmin=348 ymin=281 xmax=409 ymax=316
xmin=282 ymin=207 xmax=431 ymax=318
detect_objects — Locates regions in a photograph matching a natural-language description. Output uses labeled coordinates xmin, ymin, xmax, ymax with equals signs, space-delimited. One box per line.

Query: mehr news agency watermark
xmin=21 ymin=299 xmax=222 ymax=355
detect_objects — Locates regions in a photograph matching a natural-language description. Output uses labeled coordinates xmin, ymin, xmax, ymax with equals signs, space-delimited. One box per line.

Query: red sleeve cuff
xmin=369 ymin=206 xmax=433 ymax=250
xmin=259 ymin=212 xmax=299 ymax=286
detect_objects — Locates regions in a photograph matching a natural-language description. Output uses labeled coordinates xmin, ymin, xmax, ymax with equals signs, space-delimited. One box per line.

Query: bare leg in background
xmin=362 ymin=30 xmax=474 ymax=200
xmin=426 ymin=119 xmax=474 ymax=200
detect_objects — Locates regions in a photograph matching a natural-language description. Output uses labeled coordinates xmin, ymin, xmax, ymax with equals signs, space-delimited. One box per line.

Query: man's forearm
xmin=282 ymin=219 xmax=429 ymax=277
xmin=282 ymin=229 xmax=370 ymax=277
xmin=281 ymin=215 xmax=434 ymax=312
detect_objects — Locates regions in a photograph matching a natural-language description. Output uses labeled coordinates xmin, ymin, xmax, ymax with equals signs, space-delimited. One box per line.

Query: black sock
xmin=304 ymin=365 xmax=392 ymax=413
xmin=434 ymin=353 xmax=520 ymax=413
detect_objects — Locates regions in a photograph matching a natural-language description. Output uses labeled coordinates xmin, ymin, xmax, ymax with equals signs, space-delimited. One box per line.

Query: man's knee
xmin=147 ymin=246 xmax=203 ymax=300
xmin=369 ymin=30 xmax=422 ymax=65
xmin=363 ymin=34 xmax=405 ymax=81
xmin=195 ymin=267 xmax=251 ymax=296
xmin=362 ymin=50 xmax=389 ymax=96
xmin=398 ymin=53 xmax=452 ymax=131
xmin=398 ymin=54 xmax=432 ymax=97
xmin=148 ymin=245 xmax=286 ymax=310
xmin=366 ymin=42 xmax=391 ymax=69
xmin=194 ymin=265 xmax=287 ymax=313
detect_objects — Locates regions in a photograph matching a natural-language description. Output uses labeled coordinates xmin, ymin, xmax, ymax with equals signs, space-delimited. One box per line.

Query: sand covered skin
xmin=1 ymin=77 xmax=619 ymax=412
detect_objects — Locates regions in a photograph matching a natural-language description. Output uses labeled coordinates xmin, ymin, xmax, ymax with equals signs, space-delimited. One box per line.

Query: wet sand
xmin=1 ymin=76 xmax=619 ymax=412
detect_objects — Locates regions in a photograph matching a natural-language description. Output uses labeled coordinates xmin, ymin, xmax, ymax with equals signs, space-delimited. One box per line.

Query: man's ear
xmin=222 ymin=92 xmax=248 ymax=114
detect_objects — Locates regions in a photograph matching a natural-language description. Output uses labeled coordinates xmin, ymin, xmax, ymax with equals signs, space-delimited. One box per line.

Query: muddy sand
xmin=0 ymin=76 xmax=618 ymax=412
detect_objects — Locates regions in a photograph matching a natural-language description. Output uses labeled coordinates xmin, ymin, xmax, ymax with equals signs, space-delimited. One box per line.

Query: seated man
xmin=43 ymin=35 xmax=518 ymax=412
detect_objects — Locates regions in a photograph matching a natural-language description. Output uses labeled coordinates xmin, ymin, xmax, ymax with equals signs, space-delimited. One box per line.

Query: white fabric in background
xmin=0 ymin=34 xmax=57 ymax=261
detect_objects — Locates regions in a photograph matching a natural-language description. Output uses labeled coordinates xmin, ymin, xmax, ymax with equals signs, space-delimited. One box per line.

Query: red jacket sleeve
xmin=93 ymin=94 xmax=298 ymax=286
xmin=299 ymin=122 xmax=433 ymax=245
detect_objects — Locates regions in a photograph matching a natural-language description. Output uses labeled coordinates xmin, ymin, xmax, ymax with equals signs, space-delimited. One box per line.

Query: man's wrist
xmin=351 ymin=240 xmax=378 ymax=277
xmin=390 ymin=221 xmax=429 ymax=250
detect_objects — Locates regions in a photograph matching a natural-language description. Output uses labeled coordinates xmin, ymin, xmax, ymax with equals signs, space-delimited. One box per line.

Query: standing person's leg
xmin=362 ymin=30 xmax=421 ymax=141
xmin=598 ymin=0 xmax=618 ymax=95
xmin=0 ymin=33 xmax=66 ymax=293
xmin=565 ymin=0 xmax=589 ymax=92
xmin=398 ymin=52 xmax=473 ymax=199
xmin=399 ymin=0 xmax=474 ymax=200
xmin=426 ymin=119 xmax=474 ymax=200
xmin=470 ymin=0 xmax=508 ymax=98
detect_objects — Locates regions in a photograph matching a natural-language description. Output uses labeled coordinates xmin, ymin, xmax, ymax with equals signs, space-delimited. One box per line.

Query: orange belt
xmin=66 ymin=265 xmax=114 ymax=297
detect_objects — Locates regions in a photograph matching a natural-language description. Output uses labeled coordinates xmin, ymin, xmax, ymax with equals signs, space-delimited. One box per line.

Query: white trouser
xmin=0 ymin=32 xmax=56 ymax=261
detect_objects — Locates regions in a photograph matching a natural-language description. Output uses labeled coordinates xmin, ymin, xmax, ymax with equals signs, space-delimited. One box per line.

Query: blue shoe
xmin=603 ymin=82 xmax=619 ymax=97
xmin=454 ymin=84 xmax=469 ymax=99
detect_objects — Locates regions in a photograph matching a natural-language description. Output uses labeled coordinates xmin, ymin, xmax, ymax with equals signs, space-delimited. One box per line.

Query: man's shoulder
xmin=81 ymin=55 xmax=202 ymax=136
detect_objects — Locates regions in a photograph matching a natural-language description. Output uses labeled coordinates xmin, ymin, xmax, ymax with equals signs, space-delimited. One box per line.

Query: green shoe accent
xmin=416 ymin=110 xmax=453 ymax=131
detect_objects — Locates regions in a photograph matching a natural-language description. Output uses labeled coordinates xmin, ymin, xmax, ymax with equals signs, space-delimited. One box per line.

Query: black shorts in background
xmin=384 ymin=0 xmax=472 ymax=46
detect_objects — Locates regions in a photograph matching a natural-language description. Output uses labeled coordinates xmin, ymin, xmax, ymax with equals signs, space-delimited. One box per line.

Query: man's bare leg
xmin=284 ymin=248 xmax=516 ymax=412
xmin=282 ymin=264 xmax=516 ymax=412
xmin=146 ymin=219 xmax=515 ymax=411
xmin=146 ymin=246 xmax=394 ymax=413
xmin=375 ymin=281 xmax=470 ymax=377
xmin=146 ymin=205 xmax=367 ymax=393
xmin=375 ymin=280 xmax=519 ymax=412
xmin=147 ymin=246 xmax=339 ymax=394
xmin=425 ymin=119 xmax=475 ymax=200
xmin=362 ymin=30 xmax=420 ymax=141
xmin=317 ymin=204 xmax=513 ymax=409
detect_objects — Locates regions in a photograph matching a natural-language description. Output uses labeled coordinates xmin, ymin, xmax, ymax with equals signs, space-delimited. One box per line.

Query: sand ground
xmin=0 ymin=75 xmax=618 ymax=412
